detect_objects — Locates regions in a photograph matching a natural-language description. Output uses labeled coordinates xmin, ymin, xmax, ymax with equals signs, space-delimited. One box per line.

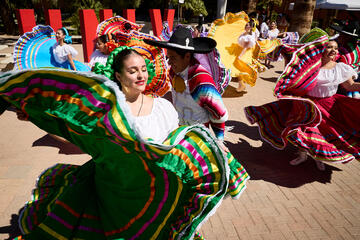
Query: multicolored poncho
xmin=170 ymin=62 xmax=229 ymax=140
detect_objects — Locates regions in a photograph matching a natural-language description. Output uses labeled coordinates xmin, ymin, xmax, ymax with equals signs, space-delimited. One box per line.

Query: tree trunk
xmin=247 ymin=0 xmax=257 ymax=14
xmin=0 ymin=0 xmax=17 ymax=35
xmin=217 ymin=0 xmax=227 ymax=19
xmin=288 ymin=0 xmax=316 ymax=37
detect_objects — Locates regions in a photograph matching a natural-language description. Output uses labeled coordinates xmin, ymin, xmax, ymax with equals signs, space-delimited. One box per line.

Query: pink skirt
xmin=245 ymin=94 xmax=360 ymax=163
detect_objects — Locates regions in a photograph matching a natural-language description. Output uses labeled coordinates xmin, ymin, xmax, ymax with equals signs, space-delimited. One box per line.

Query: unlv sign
xmin=16 ymin=9 xmax=175 ymax=62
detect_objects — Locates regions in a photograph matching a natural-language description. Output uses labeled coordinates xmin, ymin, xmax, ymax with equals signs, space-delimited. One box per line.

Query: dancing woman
xmin=0 ymin=46 xmax=249 ymax=239
xmin=245 ymin=33 xmax=360 ymax=170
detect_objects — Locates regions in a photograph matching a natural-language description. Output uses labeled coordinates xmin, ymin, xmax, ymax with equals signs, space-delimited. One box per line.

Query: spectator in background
xmin=278 ymin=14 xmax=290 ymax=33
xmin=260 ymin=17 xmax=270 ymax=39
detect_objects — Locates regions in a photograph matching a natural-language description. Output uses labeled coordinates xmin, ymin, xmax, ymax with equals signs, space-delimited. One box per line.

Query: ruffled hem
xmin=245 ymin=95 xmax=360 ymax=163
xmin=13 ymin=25 xmax=90 ymax=72
xmin=0 ymin=68 xmax=249 ymax=239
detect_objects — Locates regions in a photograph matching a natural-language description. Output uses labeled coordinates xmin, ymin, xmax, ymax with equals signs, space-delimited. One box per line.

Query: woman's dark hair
xmin=111 ymin=48 xmax=142 ymax=89
xmin=57 ymin=27 xmax=72 ymax=44
xmin=98 ymin=33 xmax=116 ymax=44
xmin=58 ymin=28 xmax=66 ymax=35
xmin=248 ymin=20 xmax=256 ymax=32
xmin=113 ymin=48 xmax=142 ymax=74
xmin=248 ymin=12 xmax=257 ymax=19
xmin=124 ymin=23 xmax=132 ymax=31
xmin=93 ymin=46 xmax=155 ymax=90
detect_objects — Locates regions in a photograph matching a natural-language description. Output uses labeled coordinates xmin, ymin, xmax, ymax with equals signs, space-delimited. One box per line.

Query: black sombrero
xmin=144 ymin=26 xmax=216 ymax=53
xmin=330 ymin=20 xmax=360 ymax=38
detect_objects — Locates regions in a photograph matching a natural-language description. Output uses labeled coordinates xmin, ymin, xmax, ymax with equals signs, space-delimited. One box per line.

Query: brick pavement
xmin=1 ymin=40 xmax=360 ymax=240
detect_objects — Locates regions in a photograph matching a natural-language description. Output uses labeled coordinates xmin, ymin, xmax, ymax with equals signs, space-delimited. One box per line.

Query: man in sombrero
xmin=144 ymin=27 xmax=229 ymax=142
xmin=331 ymin=20 xmax=360 ymax=98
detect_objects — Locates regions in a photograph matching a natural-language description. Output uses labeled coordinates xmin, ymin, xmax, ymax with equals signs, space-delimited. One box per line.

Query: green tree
xmin=64 ymin=0 xmax=103 ymax=35
xmin=0 ymin=0 xmax=17 ymax=34
xmin=102 ymin=0 xmax=142 ymax=9
xmin=257 ymin=0 xmax=282 ymax=19
xmin=0 ymin=0 xmax=59 ymax=34
xmin=171 ymin=0 xmax=208 ymax=17
xmin=247 ymin=0 xmax=258 ymax=13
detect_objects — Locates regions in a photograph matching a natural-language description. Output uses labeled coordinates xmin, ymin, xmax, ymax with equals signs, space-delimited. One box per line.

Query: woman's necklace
xmin=137 ymin=94 xmax=144 ymax=116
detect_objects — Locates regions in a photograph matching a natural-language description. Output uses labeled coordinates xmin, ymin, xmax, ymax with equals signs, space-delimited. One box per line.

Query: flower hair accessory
xmin=93 ymin=46 xmax=155 ymax=83
xmin=105 ymin=41 xmax=119 ymax=53
xmin=251 ymin=18 xmax=257 ymax=32
xmin=105 ymin=33 xmax=119 ymax=53
xmin=61 ymin=27 xmax=72 ymax=44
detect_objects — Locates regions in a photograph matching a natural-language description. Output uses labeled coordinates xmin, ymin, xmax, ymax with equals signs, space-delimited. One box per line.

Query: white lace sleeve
xmin=62 ymin=45 xmax=78 ymax=58
xmin=238 ymin=33 xmax=256 ymax=48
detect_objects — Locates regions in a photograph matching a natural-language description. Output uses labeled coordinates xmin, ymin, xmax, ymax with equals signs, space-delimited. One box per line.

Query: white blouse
xmin=260 ymin=22 xmax=269 ymax=39
xmin=52 ymin=43 xmax=78 ymax=64
xmin=307 ymin=62 xmax=357 ymax=98
xmin=171 ymin=67 xmax=210 ymax=126
xmin=89 ymin=49 xmax=108 ymax=67
xmin=267 ymin=29 xmax=279 ymax=40
xmin=134 ymin=97 xmax=179 ymax=143
xmin=238 ymin=32 xmax=257 ymax=49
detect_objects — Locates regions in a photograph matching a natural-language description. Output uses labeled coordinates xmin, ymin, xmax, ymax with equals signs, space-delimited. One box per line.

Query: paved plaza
xmin=0 ymin=40 xmax=360 ymax=240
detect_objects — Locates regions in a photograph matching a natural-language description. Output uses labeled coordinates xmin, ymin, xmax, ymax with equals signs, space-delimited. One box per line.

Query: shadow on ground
xmin=222 ymin=85 xmax=247 ymax=98
xmin=0 ymin=211 xmax=22 ymax=240
xmin=226 ymin=120 xmax=341 ymax=188
xmin=0 ymin=37 xmax=18 ymax=45
xmin=259 ymin=76 xmax=278 ymax=83
xmin=33 ymin=134 xmax=85 ymax=155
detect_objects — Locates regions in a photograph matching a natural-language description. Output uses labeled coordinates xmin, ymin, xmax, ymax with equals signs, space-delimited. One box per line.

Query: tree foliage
xmin=65 ymin=0 xmax=104 ymax=35
xmin=102 ymin=0 xmax=142 ymax=9
xmin=0 ymin=0 xmax=210 ymax=34
xmin=256 ymin=0 xmax=282 ymax=9
xmin=171 ymin=0 xmax=208 ymax=16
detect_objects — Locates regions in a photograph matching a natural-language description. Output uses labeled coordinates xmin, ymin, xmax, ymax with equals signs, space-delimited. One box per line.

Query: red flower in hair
xmin=105 ymin=40 xmax=119 ymax=53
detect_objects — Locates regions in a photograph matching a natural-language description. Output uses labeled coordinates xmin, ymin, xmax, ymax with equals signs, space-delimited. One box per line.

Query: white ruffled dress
xmin=237 ymin=32 xmax=257 ymax=49
xmin=89 ymin=50 xmax=109 ymax=68
xmin=52 ymin=42 xmax=78 ymax=64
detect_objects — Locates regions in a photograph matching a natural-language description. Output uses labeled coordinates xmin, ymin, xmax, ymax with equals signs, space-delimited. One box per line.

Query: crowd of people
xmin=0 ymin=9 xmax=359 ymax=240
